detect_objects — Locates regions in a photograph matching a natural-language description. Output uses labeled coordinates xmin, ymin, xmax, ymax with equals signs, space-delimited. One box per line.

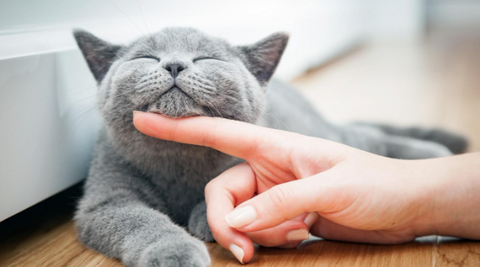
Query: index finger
xmin=133 ymin=111 xmax=280 ymax=159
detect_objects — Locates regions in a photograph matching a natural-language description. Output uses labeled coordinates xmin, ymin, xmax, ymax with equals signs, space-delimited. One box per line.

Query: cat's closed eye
xmin=132 ymin=55 xmax=160 ymax=62
xmin=193 ymin=57 xmax=221 ymax=62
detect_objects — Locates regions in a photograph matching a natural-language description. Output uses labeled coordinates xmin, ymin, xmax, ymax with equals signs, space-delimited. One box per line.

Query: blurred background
xmin=0 ymin=0 xmax=479 ymax=222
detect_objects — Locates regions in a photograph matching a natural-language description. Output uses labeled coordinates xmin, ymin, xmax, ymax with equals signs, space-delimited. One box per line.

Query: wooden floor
xmin=292 ymin=30 xmax=480 ymax=152
xmin=1 ymin=29 xmax=480 ymax=266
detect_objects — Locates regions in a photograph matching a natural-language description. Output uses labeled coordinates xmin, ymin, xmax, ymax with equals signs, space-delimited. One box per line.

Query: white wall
xmin=366 ymin=0 xmax=426 ymax=41
xmin=0 ymin=0 xmax=366 ymax=80
xmin=427 ymin=0 xmax=480 ymax=30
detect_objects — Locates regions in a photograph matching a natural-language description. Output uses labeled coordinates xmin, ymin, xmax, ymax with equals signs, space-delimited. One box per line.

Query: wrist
xmin=393 ymin=159 xmax=438 ymax=237
xmin=405 ymin=159 xmax=446 ymax=237
xmin=407 ymin=154 xmax=480 ymax=239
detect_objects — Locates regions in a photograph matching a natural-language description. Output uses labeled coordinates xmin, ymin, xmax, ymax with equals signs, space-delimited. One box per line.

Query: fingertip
xmin=132 ymin=110 xmax=141 ymax=129
xmin=229 ymin=244 xmax=245 ymax=264
xmin=132 ymin=111 xmax=177 ymax=141
xmin=230 ymin=234 xmax=255 ymax=264
xmin=284 ymin=220 xmax=310 ymax=243
xmin=304 ymin=212 xmax=319 ymax=229
xmin=246 ymin=218 xmax=310 ymax=248
xmin=132 ymin=110 xmax=153 ymax=134
xmin=286 ymin=229 xmax=309 ymax=242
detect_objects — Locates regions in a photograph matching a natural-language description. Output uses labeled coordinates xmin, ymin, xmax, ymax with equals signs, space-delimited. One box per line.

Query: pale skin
xmin=133 ymin=111 xmax=480 ymax=264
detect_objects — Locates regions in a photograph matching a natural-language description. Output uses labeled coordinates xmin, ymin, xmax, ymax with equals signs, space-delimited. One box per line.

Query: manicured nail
xmin=304 ymin=212 xmax=319 ymax=228
xmin=229 ymin=244 xmax=244 ymax=264
xmin=225 ymin=206 xmax=257 ymax=228
xmin=286 ymin=229 xmax=310 ymax=241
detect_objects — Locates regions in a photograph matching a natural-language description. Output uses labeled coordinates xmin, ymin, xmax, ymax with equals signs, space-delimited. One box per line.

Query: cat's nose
xmin=165 ymin=63 xmax=185 ymax=78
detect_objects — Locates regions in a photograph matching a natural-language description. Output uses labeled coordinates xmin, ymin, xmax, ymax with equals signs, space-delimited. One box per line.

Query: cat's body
xmin=73 ymin=27 xmax=466 ymax=267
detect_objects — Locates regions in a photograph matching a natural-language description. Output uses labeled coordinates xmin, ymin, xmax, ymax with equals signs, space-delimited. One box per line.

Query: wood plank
xmin=436 ymin=237 xmax=480 ymax=267
xmin=0 ymin=216 xmax=437 ymax=267
xmin=208 ymin=238 xmax=437 ymax=267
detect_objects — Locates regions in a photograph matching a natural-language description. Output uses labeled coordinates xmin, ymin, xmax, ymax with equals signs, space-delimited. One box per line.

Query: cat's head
xmin=74 ymin=28 xmax=288 ymax=122
xmin=74 ymin=28 xmax=288 ymax=157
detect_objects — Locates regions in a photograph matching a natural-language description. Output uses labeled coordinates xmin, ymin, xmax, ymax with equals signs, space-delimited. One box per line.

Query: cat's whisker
xmin=105 ymin=0 xmax=147 ymax=38
xmin=198 ymin=84 xmax=217 ymax=93
xmin=263 ymin=110 xmax=291 ymax=132
xmin=174 ymin=100 xmax=179 ymax=118
xmin=56 ymin=105 xmax=99 ymax=148
xmin=243 ymin=100 xmax=291 ymax=131
xmin=71 ymin=86 xmax=98 ymax=97
xmin=214 ymin=5 xmax=264 ymax=38
xmin=65 ymin=84 xmax=98 ymax=96
xmin=135 ymin=0 xmax=151 ymax=36
xmin=194 ymin=87 xmax=217 ymax=97
xmin=192 ymin=75 xmax=216 ymax=88
xmin=208 ymin=101 xmax=225 ymax=119
xmin=204 ymin=106 xmax=216 ymax=117
xmin=63 ymin=94 xmax=98 ymax=111
xmin=67 ymin=105 xmax=98 ymax=130
xmin=221 ymin=93 xmax=243 ymax=104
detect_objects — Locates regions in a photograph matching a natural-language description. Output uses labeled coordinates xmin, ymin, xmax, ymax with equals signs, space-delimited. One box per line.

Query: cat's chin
xmin=146 ymin=110 xmax=203 ymax=119
xmin=143 ymin=87 xmax=209 ymax=118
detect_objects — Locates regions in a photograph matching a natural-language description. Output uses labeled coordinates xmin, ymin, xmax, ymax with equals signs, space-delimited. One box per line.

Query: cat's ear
xmin=238 ymin=32 xmax=289 ymax=84
xmin=73 ymin=29 xmax=123 ymax=82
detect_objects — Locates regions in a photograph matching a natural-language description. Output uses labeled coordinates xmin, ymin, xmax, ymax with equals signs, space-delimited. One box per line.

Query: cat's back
xmin=261 ymin=79 xmax=341 ymax=141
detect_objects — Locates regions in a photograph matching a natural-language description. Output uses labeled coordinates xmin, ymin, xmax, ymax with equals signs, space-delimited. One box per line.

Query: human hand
xmin=132 ymin=112 xmax=456 ymax=263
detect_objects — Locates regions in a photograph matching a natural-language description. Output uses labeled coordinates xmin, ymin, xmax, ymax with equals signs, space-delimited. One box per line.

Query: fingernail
xmin=286 ymin=229 xmax=310 ymax=241
xmin=225 ymin=206 xmax=256 ymax=228
xmin=304 ymin=212 xmax=319 ymax=228
xmin=133 ymin=110 xmax=137 ymax=117
xmin=229 ymin=244 xmax=244 ymax=264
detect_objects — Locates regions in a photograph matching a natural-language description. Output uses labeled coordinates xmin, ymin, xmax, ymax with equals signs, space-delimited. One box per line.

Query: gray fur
xmin=188 ymin=201 xmax=213 ymax=242
xmin=354 ymin=123 xmax=469 ymax=154
xmin=74 ymin=30 xmax=122 ymax=82
xmin=73 ymin=27 xmax=463 ymax=267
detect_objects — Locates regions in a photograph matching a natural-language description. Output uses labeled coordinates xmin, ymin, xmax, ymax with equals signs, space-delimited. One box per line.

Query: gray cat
xmin=73 ymin=27 xmax=467 ymax=267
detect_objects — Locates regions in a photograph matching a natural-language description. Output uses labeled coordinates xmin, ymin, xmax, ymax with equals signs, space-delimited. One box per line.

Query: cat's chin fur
xmin=145 ymin=111 xmax=205 ymax=119
xmin=144 ymin=109 xmax=205 ymax=119
xmin=144 ymin=86 xmax=208 ymax=118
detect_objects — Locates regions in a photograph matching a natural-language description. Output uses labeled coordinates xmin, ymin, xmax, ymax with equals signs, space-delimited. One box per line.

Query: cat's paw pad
xmin=139 ymin=237 xmax=210 ymax=267
xmin=188 ymin=202 xmax=214 ymax=242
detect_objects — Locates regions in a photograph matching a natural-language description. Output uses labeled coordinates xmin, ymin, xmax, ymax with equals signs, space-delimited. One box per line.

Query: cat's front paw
xmin=139 ymin=237 xmax=210 ymax=267
xmin=188 ymin=201 xmax=214 ymax=242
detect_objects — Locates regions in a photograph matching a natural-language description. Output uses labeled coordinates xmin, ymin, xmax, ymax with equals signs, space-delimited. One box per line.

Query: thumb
xmin=224 ymin=171 xmax=335 ymax=233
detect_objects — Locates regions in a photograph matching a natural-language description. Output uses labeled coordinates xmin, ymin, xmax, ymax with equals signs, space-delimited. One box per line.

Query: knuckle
xmin=266 ymin=185 xmax=292 ymax=211
xmin=204 ymin=180 xmax=215 ymax=195
xmin=204 ymin=176 xmax=223 ymax=195
xmin=204 ymin=181 xmax=222 ymax=201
